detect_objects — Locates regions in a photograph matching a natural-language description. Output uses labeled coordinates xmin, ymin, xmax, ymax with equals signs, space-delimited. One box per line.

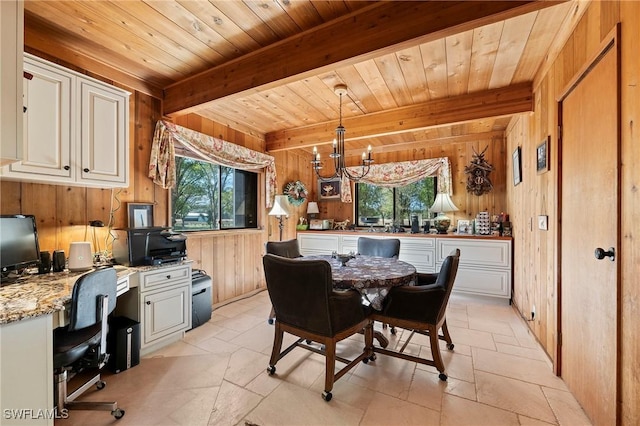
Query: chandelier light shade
xmin=430 ymin=193 xmax=459 ymax=234
xmin=268 ymin=195 xmax=290 ymax=241
xmin=311 ymin=84 xmax=373 ymax=182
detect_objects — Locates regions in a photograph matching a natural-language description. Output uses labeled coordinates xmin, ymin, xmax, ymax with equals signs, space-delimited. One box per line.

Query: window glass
xmin=355 ymin=177 xmax=436 ymax=229
xmin=171 ymin=156 xmax=258 ymax=231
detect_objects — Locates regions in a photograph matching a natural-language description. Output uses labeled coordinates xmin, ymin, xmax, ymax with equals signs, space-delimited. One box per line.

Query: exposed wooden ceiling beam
xmin=163 ymin=1 xmax=562 ymax=116
xmin=265 ymin=83 xmax=532 ymax=152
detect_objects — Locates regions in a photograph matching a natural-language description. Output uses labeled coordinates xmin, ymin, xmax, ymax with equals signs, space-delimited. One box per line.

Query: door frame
xmin=556 ymin=23 xmax=622 ymax=420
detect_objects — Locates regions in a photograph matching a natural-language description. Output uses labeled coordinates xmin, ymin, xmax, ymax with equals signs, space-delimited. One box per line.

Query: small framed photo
xmin=457 ymin=219 xmax=471 ymax=234
xmin=318 ymin=178 xmax=341 ymax=201
xmin=512 ymin=146 xmax=522 ymax=186
xmin=536 ymin=136 xmax=550 ymax=174
xmin=127 ymin=202 xmax=154 ymax=228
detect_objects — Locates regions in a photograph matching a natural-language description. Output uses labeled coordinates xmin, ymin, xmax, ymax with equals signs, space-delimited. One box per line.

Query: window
xmin=171 ymin=156 xmax=258 ymax=231
xmin=355 ymin=177 xmax=436 ymax=229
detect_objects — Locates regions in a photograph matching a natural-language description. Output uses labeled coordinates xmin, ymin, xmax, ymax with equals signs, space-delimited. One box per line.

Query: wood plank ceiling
xmin=23 ymin=0 xmax=577 ymax=160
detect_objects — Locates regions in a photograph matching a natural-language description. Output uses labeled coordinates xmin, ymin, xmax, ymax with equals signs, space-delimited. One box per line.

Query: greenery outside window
xmin=171 ymin=156 xmax=258 ymax=231
xmin=355 ymin=177 xmax=436 ymax=229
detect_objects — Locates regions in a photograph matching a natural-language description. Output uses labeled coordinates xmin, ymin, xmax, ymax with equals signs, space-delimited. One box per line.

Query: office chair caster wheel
xmin=369 ymin=354 xmax=377 ymax=362
xmin=111 ymin=408 xmax=125 ymax=419
xmin=390 ymin=327 xmax=397 ymax=335
xmin=447 ymin=343 xmax=455 ymax=350
xmin=96 ymin=380 xmax=106 ymax=390
xmin=438 ymin=373 xmax=447 ymax=381
xmin=322 ymin=391 xmax=332 ymax=402
xmin=268 ymin=318 xmax=274 ymax=325
xmin=306 ymin=339 xmax=312 ymax=344
xmin=267 ymin=365 xmax=276 ymax=375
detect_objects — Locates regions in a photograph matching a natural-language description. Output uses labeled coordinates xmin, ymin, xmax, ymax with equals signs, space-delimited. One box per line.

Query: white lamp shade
xmin=306 ymin=201 xmax=319 ymax=214
xmin=269 ymin=195 xmax=290 ymax=217
xmin=430 ymin=193 xmax=459 ymax=213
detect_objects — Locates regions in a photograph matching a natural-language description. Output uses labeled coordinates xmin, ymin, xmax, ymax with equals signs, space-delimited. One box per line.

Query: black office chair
xmin=370 ymin=249 xmax=460 ymax=381
xmin=356 ymin=237 xmax=401 ymax=258
xmin=265 ymin=239 xmax=303 ymax=324
xmin=263 ymin=254 xmax=373 ymax=402
xmin=53 ymin=267 xmax=125 ymax=419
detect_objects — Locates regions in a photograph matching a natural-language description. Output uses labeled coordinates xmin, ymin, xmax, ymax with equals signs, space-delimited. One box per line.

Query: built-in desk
xmin=0 ymin=262 xmax=190 ymax=425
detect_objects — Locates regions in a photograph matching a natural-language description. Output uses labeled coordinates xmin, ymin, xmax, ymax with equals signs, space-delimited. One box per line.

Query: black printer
xmin=112 ymin=227 xmax=187 ymax=266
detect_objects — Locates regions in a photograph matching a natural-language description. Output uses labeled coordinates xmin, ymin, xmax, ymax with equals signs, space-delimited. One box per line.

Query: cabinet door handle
xmin=83 ymin=168 xmax=90 ymax=173
xmin=146 ymin=301 xmax=151 ymax=305
xmin=64 ymin=165 xmax=70 ymax=170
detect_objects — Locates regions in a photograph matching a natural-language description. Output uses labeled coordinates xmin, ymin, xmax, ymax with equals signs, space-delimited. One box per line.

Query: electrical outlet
xmin=531 ymin=304 xmax=536 ymax=320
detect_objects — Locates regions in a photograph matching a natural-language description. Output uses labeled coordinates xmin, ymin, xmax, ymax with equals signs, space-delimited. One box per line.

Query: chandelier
xmin=311 ymin=84 xmax=373 ymax=182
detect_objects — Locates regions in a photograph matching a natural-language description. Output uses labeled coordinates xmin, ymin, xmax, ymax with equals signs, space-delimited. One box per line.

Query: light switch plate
xmin=538 ymin=215 xmax=548 ymax=230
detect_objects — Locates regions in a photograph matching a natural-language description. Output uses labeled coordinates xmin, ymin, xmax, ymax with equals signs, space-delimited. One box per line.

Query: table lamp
xmin=430 ymin=193 xmax=459 ymax=234
xmin=269 ymin=195 xmax=290 ymax=241
xmin=89 ymin=220 xmax=105 ymax=264
xmin=307 ymin=201 xmax=319 ymax=221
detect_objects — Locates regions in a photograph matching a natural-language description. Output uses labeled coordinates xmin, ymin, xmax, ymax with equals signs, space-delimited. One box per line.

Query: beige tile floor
xmin=56 ymin=291 xmax=593 ymax=426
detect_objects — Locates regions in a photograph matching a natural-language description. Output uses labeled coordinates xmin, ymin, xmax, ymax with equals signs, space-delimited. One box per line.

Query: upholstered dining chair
xmin=265 ymin=239 xmax=303 ymax=324
xmin=357 ymin=236 xmax=401 ymax=258
xmin=370 ymin=248 xmax=460 ymax=381
xmin=262 ymin=254 xmax=373 ymax=401
xmin=357 ymin=236 xmax=401 ymax=334
xmin=53 ymin=267 xmax=125 ymax=419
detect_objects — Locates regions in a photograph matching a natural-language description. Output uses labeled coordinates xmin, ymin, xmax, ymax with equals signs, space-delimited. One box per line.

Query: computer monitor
xmin=0 ymin=214 xmax=41 ymax=280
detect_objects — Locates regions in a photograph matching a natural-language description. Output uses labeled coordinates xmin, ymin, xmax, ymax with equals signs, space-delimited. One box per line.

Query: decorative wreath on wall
xmin=284 ymin=180 xmax=308 ymax=206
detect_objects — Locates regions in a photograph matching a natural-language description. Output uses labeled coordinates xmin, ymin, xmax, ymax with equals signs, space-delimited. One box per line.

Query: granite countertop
xmin=0 ymin=266 xmax=134 ymax=325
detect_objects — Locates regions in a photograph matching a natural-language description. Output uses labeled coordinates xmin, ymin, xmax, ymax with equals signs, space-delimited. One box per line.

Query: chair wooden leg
xmin=441 ymin=319 xmax=454 ymax=350
xmin=323 ymin=340 xmax=336 ymax=401
xmin=428 ymin=324 xmax=446 ymax=379
xmin=269 ymin=322 xmax=284 ymax=367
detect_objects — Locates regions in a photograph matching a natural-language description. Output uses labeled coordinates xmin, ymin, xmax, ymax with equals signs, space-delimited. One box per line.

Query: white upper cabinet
xmin=1 ymin=53 xmax=130 ymax=188
xmin=0 ymin=1 xmax=24 ymax=166
xmin=78 ymin=79 xmax=128 ymax=186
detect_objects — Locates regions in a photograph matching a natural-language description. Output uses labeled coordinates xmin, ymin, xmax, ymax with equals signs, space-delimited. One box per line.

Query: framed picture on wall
xmin=318 ymin=178 xmax=341 ymax=201
xmin=537 ymin=136 xmax=550 ymax=174
xmin=512 ymin=146 xmax=522 ymax=186
xmin=127 ymin=203 xmax=154 ymax=228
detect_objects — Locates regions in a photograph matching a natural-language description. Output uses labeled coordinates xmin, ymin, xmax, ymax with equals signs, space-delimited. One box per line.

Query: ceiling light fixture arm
xmin=311 ymin=85 xmax=373 ymax=183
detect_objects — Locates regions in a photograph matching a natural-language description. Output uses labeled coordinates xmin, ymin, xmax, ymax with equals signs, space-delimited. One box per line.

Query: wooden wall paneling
xmin=0 ymin=181 xmax=21 ymax=214
xmin=620 ymin=1 xmax=639 ymax=423
xmin=20 ymin=183 xmax=56 ymax=252
xmin=55 ymin=186 xmax=86 ymax=253
xmin=132 ymin=92 xmax=156 ymax=206
xmin=86 ymin=188 xmax=112 ymax=254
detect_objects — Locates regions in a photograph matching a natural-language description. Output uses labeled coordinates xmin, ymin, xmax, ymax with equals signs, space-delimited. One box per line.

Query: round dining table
xmin=305 ymin=254 xmax=417 ymax=311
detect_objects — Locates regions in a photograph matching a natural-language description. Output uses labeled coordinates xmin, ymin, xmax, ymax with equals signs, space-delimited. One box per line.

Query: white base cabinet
xmin=1 ymin=53 xmax=129 ymax=188
xmin=436 ymin=237 xmax=512 ymax=299
xmin=116 ymin=263 xmax=192 ymax=356
xmin=297 ymin=232 xmax=512 ymax=300
xmin=298 ymin=232 xmax=436 ymax=273
xmin=0 ymin=315 xmax=54 ymax=425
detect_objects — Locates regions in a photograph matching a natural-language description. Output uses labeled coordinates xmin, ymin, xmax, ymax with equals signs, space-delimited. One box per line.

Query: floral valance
xmin=340 ymin=157 xmax=452 ymax=203
xmin=149 ymin=120 xmax=277 ymax=208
